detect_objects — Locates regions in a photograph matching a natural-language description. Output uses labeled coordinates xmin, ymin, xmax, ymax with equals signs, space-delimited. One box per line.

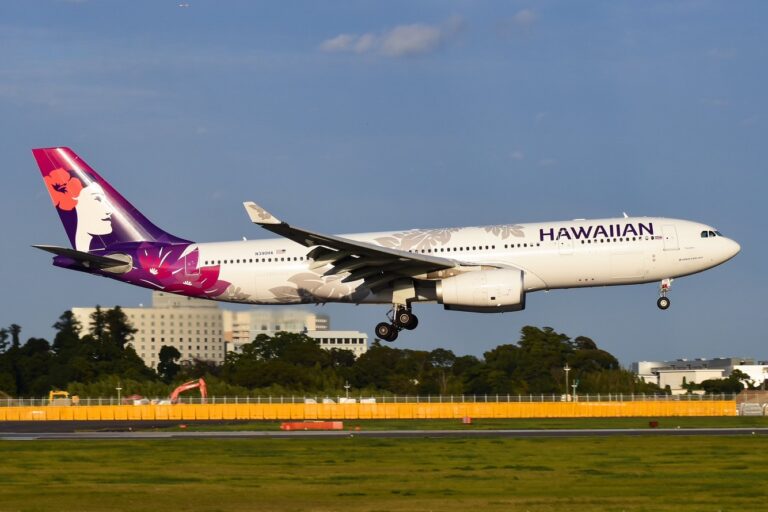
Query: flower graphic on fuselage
xmin=164 ymin=265 xmax=229 ymax=298
xmin=129 ymin=243 xmax=230 ymax=299
xmin=44 ymin=168 xmax=83 ymax=211
xmin=137 ymin=245 xmax=175 ymax=281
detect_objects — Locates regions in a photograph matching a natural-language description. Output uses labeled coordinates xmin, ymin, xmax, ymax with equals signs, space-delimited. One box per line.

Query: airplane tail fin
xmin=32 ymin=147 xmax=189 ymax=252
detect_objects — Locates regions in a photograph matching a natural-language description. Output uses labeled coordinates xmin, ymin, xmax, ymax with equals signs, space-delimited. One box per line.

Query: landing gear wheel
xmin=375 ymin=322 xmax=399 ymax=342
xmin=395 ymin=310 xmax=418 ymax=330
xmin=657 ymin=297 xmax=671 ymax=310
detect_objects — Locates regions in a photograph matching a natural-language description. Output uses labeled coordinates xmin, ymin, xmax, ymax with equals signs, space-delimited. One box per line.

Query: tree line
xmin=0 ymin=307 xmax=687 ymax=398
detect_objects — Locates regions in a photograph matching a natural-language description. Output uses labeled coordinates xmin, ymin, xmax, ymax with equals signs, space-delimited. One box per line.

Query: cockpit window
xmin=709 ymin=231 xmax=717 ymax=237
xmin=715 ymin=231 xmax=723 ymax=236
xmin=701 ymin=231 xmax=709 ymax=238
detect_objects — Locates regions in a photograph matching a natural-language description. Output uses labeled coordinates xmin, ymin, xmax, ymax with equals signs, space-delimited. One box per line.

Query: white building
xmin=728 ymin=365 xmax=768 ymax=389
xmin=222 ymin=308 xmax=330 ymax=346
xmin=632 ymin=357 xmax=763 ymax=394
xmin=221 ymin=307 xmax=367 ymax=357
xmin=73 ymin=293 xmax=365 ymax=370
xmin=72 ymin=292 xmax=226 ymax=370
xmin=309 ymin=330 xmax=368 ymax=358
xmin=655 ymin=369 xmax=725 ymax=395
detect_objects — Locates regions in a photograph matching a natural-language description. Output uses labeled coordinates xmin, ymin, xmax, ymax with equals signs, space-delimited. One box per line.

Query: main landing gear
xmin=375 ymin=305 xmax=419 ymax=342
xmin=657 ymin=278 xmax=673 ymax=310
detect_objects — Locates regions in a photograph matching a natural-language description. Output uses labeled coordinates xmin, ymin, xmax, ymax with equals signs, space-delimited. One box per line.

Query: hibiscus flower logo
xmin=129 ymin=243 xmax=232 ymax=299
xmin=43 ymin=168 xmax=83 ymax=211
xmin=137 ymin=245 xmax=176 ymax=281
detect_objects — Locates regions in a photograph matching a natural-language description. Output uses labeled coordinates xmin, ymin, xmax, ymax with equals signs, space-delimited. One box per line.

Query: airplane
xmin=33 ymin=147 xmax=740 ymax=342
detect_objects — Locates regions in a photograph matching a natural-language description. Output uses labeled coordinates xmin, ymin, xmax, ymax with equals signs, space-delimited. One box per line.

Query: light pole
xmin=116 ymin=385 xmax=122 ymax=405
xmin=344 ymin=381 xmax=351 ymax=399
xmin=572 ymin=379 xmax=579 ymax=402
xmin=564 ymin=363 xmax=571 ymax=402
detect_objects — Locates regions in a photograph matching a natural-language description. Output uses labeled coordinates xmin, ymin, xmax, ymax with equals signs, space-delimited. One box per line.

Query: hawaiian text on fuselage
xmin=539 ymin=222 xmax=654 ymax=242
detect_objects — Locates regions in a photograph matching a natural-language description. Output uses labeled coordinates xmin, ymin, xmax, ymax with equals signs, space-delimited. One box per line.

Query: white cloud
xmin=513 ymin=9 xmax=537 ymax=26
xmin=319 ymin=17 xmax=463 ymax=57
xmin=380 ymin=24 xmax=443 ymax=57
xmin=319 ymin=34 xmax=357 ymax=53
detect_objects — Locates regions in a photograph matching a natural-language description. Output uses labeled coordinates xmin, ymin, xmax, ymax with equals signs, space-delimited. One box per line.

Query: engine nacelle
xmin=436 ymin=269 xmax=525 ymax=313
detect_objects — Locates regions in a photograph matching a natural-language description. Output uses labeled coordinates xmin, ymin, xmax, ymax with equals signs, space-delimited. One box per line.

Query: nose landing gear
xmin=375 ymin=305 xmax=419 ymax=342
xmin=657 ymin=278 xmax=673 ymax=310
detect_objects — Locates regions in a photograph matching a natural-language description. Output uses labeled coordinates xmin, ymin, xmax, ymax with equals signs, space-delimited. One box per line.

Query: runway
xmin=1 ymin=422 xmax=767 ymax=440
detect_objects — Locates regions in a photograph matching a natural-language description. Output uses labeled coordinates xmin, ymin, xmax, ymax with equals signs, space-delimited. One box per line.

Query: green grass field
xmin=2 ymin=434 xmax=767 ymax=511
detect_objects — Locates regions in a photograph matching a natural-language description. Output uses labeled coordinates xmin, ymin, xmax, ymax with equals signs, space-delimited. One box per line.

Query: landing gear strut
xmin=657 ymin=278 xmax=673 ymax=310
xmin=376 ymin=305 xmax=419 ymax=342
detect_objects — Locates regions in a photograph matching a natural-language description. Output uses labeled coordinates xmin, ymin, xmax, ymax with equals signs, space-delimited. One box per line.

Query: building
xmin=222 ymin=308 xmax=330 ymax=347
xmin=222 ymin=308 xmax=367 ymax=358
xmin=632 ymin=357 xmax=764 ymax=394
xmin=308 ymin=331 xmax=368 ymax=358
xmin=73 ymin=292 xmax=226 ymax=370
xmin=73 ymin=292 xmax=366 ymax=369
xmin=655 ymin=368 xmax=725 ymax=394
xmin=729 ymin=364 xmax=768 ymax=388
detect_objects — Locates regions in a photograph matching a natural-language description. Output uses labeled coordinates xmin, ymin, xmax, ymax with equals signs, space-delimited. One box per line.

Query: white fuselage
xmin=190 ymin=217 xmax=740 ymax=306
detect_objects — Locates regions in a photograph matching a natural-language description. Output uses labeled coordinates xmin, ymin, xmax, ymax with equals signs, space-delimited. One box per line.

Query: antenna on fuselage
xmin=622 ymin=212 xmax=629 ymax=218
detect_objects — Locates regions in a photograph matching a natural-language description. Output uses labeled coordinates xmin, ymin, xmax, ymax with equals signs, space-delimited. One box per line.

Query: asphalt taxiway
xmin=1 ymin=422 xmax=766 ymax=441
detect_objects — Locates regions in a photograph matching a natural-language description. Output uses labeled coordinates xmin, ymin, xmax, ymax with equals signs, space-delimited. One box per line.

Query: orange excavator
xmin=169 ymin=378 xmax=208 ymax=404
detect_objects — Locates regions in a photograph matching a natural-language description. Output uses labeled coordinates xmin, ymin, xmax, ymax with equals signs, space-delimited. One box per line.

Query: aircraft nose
xmin=724 ymin=238 xmax=741 ymax=260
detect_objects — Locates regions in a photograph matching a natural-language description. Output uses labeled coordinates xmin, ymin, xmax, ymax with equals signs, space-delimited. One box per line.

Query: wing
xmin=243 ymin=202 xmax=465 ymax=291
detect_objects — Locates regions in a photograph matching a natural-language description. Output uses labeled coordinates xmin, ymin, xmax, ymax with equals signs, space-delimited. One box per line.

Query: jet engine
xmin=436 ymin=269 xmax=526 ymax=313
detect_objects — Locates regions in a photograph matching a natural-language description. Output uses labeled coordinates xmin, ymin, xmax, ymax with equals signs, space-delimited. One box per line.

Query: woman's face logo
xmin=43 ymin=168 xmax=115 ymax=252
xmin=76 ymin=182 xmax=114 ymax=236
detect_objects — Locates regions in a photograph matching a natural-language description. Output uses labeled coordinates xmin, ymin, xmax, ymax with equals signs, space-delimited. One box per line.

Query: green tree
xmin=157 ymin=346 xmax=182 ymax=383
xmin=52 ymin=311 xmax=81 ymax=356
xmin=89 ymin=306 xmax=107 ymax=344
xmin=429 ymin=348 xmax=457 ymax=394
xmin=104 ymin=306 xmax=136 ymax=350
xmin=222 ymin=332 xmax=340 ymax=391
xmin=9 ymin=324 xmax=21 ymax=349
xmin=0 ymin=328 xmax=9 ymax=353
xmin=16 ymin=338 xmax=53 ymax=396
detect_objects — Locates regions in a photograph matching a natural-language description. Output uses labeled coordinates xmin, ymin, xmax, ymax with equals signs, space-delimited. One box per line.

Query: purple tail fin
xmin=32 ymin=147 xmax=189 ymax=252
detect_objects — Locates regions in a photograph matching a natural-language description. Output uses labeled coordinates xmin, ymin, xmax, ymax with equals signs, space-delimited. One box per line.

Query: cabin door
xmin=662 ymin=225 xmax=679 ymax=251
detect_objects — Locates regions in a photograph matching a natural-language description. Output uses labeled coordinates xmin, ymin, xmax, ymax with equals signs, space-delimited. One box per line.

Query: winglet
xmin=243 ymin=202 xmax=282 ymax=225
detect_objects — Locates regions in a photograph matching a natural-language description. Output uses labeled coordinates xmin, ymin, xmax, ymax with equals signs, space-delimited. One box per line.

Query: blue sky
xmin=1 ymin=1 xmax=765 ymax=365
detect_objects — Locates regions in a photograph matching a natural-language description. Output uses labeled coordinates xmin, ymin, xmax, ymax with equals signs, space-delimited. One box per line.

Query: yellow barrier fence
xmin=0 ymin=400 xmax=736 ymax=421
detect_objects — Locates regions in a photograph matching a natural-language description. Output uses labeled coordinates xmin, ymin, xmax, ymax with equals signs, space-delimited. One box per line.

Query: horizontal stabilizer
xmin=33 ymin=245 xmax=132 ymax=274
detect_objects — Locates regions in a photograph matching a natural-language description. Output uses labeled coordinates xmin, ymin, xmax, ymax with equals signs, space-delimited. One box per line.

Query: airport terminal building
xmin=72 ymin=292 xmax=368 ymax=369
xmin=633 ymin=357 xmax=768 ymax=394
